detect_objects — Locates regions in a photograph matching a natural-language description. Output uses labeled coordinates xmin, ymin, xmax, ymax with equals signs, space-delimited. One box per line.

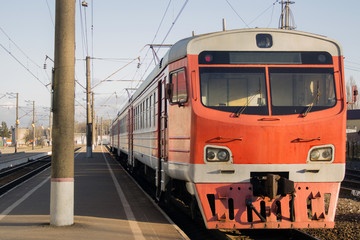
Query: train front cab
xmin=182 ymin=30 xmax=346 ymax=229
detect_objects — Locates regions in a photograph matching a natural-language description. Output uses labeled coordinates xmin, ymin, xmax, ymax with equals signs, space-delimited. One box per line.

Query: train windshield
xmin=199 ymin=67 xmax=336 ymax=116
xmin=199 ymin=67 xmax=269 ymax=115
xmin=270 ymin=68 xmax=336 ymax=115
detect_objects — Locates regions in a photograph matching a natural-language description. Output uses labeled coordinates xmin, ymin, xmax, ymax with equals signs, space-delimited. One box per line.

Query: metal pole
xmin=32 ymin=101 xmax=35 ymax=150
xmin=101 ymin=117 xmax=103 ymax=146
xmin=15 ymin=93 xmax=19 ymax=153
xmin=92 ymin=92 xmax=95 ymax=149
xmin=49 ymin=110 xmax=52 ymax=146
xmin=285 ymin=1 xmax=290 ymax=29
xmin=50 ymin=0 xmax=75 ymax=226
xmin=96 ymin=115 xmax=99 ymax=146
xmin=86 ymin=56 xmax=92 ymax=157
xmin=280 ymin=0 xmax=285 ymax=29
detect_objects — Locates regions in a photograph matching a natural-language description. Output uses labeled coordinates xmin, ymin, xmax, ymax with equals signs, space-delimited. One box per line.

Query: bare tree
xmin=346 ymin=76 xmax=359 ymax=109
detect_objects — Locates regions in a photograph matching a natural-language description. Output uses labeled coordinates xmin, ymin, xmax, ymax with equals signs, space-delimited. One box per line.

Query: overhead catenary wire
xmin=78 ymin=0 xmax=90 ymax=86
xmin=248 ymin=0 xmax=280 ymax=27
xmin=133 ymin=0 xmax=173 ymax=87
xmin=79 ymin=0 xmax=89 ymax=57
xmin=92 ymin=57 xmax=140 ymax=89
xmin=0 ymin=42 xmax=50 ymax=91
xmin=345 ymin=67 xmax=360 ymax=73
xmin=138 ymin=0 xmax=189 ymax=87
xmin=45 ymin=0 xmax=55 ymax=27
xmin=225 ymin=0 xmax=250 ymax=28
xmin=0 ymin=26 xmax=43 ymax=69
xmin=267 ymin=1 xmax=277 ymax=28
xmin=345 ymin=60 xmax=360 ymax=66
xmin=158 ymin=0 xmax=189 ymax=49
xmin=90 ymin=0 xmax=94 ymax=89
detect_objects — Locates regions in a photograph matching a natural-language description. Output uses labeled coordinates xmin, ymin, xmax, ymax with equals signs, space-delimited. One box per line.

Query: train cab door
xmin=157 ymin=76 xmax=168 ymax=200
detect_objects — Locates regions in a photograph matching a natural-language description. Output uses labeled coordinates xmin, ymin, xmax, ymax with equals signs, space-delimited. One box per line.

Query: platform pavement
xmin=0 ymin=146 xmax=52 ymax=154
xmin=0 ymin=146 xmax=188 ymax=240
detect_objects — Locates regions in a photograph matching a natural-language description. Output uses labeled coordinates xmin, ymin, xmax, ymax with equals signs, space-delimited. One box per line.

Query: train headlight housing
xmin=205 ymin=146 xmax=231 ymax=162
xmin=310 ymin=149 xmax=321 ymax=160
xmin=217 ymin=150 xmax=229 ymax=161
xmin=308 ymin=145 xmax=334 ymax=162
xmin=207 ymin=150 xmax=216 ymax=160
xmin=256 ymin=34 xmax=273 ymax=48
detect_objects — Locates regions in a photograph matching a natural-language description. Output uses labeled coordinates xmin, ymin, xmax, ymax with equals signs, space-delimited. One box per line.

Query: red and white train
xmin=110 ymin=28 xmax=346 ymax=229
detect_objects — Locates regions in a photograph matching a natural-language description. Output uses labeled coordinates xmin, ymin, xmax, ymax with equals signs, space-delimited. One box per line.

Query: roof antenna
xmin=222 ymin=18 xmax=227 ymax=31
xmin=279 ymin=0 xmax=296 ymax=30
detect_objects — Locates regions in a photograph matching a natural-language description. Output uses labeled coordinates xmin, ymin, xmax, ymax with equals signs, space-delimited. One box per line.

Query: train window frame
xmin=199 ymin=67 xmax=269 ymax=115
xmin=153 ymin=92 xmax=156 ymax=127
xmin=269 ymin=67 xmax=337 ymax=116
xmin=168 ymin=68 xmax=188 ymax=105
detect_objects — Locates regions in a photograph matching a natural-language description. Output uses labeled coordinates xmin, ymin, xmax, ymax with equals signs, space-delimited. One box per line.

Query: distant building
xmin=11 ymin=128 xmax=29 ymax=146
xmin=74 ymin=133 xmax=86 ymax=145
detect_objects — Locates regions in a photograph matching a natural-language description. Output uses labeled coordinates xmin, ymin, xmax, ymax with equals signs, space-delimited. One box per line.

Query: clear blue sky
xmin=0 ymin=0 xmax=359 ymax=129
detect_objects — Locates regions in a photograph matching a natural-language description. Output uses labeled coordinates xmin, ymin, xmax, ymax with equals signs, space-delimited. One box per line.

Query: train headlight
xmin=322 ymin=149 xmax=332 ymax=159
xmin=217 ymin=150 xmax=229 ymax=161
xmin=205 ymin=147 xmax=231 ymax=162
xmin=256 ymin=34 xmax=273 ymax=48
xmin=310 ymin=149 xmax=320 ymax=160
xmin=308 ymin=145 xmax=334 ymax=162
xmin=207 ymin=150 xmax=216 ymax=160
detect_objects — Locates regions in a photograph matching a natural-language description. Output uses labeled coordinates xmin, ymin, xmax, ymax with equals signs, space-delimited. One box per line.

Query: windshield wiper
xmin=232 ymin=89 xmax=260 ymax=117
xmin=302 ymin=82 xmax=321 ymax=117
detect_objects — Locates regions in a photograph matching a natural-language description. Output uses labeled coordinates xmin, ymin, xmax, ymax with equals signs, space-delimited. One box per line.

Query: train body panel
xmin=110 ymin=29 xmax=346 ymax=229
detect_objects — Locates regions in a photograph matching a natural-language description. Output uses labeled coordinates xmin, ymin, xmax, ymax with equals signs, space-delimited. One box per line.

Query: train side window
xmin=149 ymin=95 xmax=153 ymax=127
xmin=153 ymin=92 xmax=156 ymax=126
xmin=169 ymin=68 xmax=188 ymax=105
xmin=146 ymin=98 xmax=149 ymax=128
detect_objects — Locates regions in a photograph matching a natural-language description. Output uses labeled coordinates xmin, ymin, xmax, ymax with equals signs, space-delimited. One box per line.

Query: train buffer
xmin=0 ymin=146 xmax=187 ymax=240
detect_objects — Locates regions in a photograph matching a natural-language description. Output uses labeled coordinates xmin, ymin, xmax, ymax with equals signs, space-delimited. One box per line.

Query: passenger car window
xmin=170 ymin=68 xmax=188 ymax=104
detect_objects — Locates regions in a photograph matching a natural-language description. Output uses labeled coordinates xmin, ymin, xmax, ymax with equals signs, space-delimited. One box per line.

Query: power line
xmin=225 ymin=0 xmax=250 ymax=28
xmin=151 ymin=0 xmax=172 ymax=45
xmin=0 ymin=26 xmax=52 ymax=86
xmin=267 ymin=1 xmax=277 ymax=28
xmin=45 ymin=0 xmax=55 ymax=27
xmin=0 ymin=42 xmax=49 ymax=91
xmin=248 ymin=0 xmax=280 ymax=27
xmin=135 ymin=0 xmax=174 ymax=83
xmin=345 ymin=67 xmax=360 ymax=73
xmin=139 ymin=0 xmax=189 ymax=86
xmin=92 ymin=57 xmax=140 ymax=89
xmin=91 ymin=0 xmax=94 ymax=90
xmin=79 ymin=0 xmax=89 ymax=58
xmin=0 ymin=26 xmax=43 ymax=69
xmin=159 ymin=0 xmax=189 ymax=47
xmin=92 ymin=57 xmax=137 ymax=62
xmin=345 ymin=60 xmax=360 ymax=66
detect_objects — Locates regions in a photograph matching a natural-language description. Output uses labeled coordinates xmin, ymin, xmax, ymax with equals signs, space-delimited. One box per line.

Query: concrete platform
xmin=0 ymin=146 xmax=52 ymax=171
xmin=0 ymin=146 xmax=187 ymax=240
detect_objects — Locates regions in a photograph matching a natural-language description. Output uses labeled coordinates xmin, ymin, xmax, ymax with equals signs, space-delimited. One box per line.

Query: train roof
xmin=114 ymin=28 xmax=343 ymax=122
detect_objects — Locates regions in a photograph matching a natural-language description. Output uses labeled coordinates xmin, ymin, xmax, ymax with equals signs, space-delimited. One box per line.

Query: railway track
xmin=0 ymin=147 xmax=81 ymax=196
xmin=0 ymin=156 xmax=51 ymax=196
xmin=108 ymin=147 xmax=320 ymax=240
xmin=341 ymin=168 xmax=360 ymax=194
xmin=162 ymin=200 xmax=320 ymax=240
xmin=225 ymin=229 xmax=320 ymax=240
